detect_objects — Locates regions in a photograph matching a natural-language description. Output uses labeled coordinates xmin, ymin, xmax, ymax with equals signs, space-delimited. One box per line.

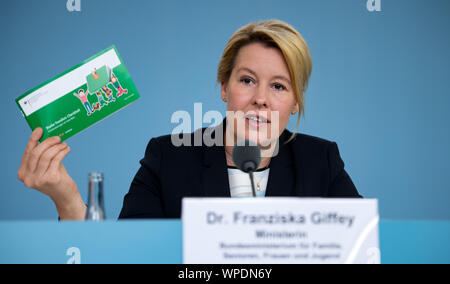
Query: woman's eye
xmin=273 ymin=83 xmax=286 ymax=91
xmin=240 ymin=77 xmax=254 ymax=85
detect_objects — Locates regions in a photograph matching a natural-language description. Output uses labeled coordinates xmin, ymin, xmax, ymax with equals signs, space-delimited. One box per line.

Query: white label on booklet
xmin=182 ymin=198 xmax=380 ymax=264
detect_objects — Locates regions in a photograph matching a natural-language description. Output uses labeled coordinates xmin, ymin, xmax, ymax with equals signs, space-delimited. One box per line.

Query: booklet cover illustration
xmin=16 ymin=46 xmax=140 ymax=142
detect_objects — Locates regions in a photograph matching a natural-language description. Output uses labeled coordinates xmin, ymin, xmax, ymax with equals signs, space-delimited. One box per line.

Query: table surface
xmin=0 ymin=220 xmax=449 ymax=264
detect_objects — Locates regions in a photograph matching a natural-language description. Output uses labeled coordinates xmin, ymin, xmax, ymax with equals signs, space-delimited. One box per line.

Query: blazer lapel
xmin=201 ymin=123 xmax=231 ymax=197
xmin=265 ymin=131 xmax=297 ymax=197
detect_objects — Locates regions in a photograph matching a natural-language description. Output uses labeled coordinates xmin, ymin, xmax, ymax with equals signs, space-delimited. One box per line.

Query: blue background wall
xmin=1 ymin=0 xmax=449 ymax=220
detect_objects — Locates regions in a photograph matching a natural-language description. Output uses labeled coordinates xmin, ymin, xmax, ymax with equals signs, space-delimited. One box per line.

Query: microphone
xmin=232 ymin=140 xmax=261 ymax=197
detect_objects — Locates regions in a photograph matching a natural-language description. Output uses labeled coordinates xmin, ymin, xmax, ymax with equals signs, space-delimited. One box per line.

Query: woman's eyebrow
xmin=237 ymin=67 xmax=291 ymax=86
xmin=272 ymin=75 xmax=292 ymax=86
xmin=237 ymin=67 xmax=258 ymax=77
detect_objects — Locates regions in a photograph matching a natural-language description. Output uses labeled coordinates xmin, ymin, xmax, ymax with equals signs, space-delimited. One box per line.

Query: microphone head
xmin=232 ymin=140 xmax=261 ymax=173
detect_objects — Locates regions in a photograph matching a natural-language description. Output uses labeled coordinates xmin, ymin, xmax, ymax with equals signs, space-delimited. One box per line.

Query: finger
xmin=19 ymin=128 xmax=44 ymax=180
xmin=24 ymin=128 xmax=43 ymax=155
xmin=22 ymin=128 xmax=43 ymax=164
xmin=35 ymin=143 xmax=68 ymax=177
xmin=47 ymin=146 xmax=71 ymax=174
xmin=28 ymin=136 xmax=61 ymax=173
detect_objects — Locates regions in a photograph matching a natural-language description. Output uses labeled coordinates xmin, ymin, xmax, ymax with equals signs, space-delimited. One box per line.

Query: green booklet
xmin=16 ymin=46 xmax=140 ymax=142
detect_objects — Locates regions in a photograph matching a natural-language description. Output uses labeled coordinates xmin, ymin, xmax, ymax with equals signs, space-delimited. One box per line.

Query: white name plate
xmin=182 ymin=198 xmax=380 ymax=264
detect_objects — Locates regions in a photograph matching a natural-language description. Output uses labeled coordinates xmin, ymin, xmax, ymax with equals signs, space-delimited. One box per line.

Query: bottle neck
xmin=86 ymin=172 xmax=105 ymax=221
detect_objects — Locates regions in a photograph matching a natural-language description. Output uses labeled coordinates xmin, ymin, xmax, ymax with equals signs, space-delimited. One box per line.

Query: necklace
xmin=253 ymin=172 xmax=266 ymax=192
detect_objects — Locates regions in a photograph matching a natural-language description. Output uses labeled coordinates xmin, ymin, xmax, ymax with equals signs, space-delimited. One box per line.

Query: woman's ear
xmin=292 ymin=102 xmax=299 ymax=115
xmin=220 ymin=81 xmax=228 ymax=102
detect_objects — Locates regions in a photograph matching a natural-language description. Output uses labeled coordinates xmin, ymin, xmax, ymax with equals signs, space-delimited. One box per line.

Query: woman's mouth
xmin=245 ymin=115 xmax=270 ymax=128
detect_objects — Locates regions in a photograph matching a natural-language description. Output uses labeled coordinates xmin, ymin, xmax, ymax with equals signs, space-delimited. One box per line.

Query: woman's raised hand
xmin=17 ymin=128 xmax=86 ymax=220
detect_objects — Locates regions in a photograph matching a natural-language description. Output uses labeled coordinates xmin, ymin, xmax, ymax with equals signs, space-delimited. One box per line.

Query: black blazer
xmin=119 ymin=124 xmax=361 ymax=219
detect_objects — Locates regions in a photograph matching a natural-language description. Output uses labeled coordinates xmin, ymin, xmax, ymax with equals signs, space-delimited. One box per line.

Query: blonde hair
xmin=217 ymin=20 xmax=313 ymax=141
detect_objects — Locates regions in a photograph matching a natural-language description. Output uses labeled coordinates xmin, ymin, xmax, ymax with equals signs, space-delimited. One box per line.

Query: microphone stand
xmin=248 ymin=171 xmax=257 ymax=198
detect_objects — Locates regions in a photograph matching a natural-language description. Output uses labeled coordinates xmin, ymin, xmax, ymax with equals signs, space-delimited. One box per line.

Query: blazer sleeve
xmin=327 ymin=142 xmax=362 ymax=198
xmin=118 ymin=138 xmax=166 ymax=219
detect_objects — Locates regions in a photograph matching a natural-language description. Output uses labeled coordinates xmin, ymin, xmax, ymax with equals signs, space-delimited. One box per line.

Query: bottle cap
xmin=89 ymin=172 xmax=104 ymax=182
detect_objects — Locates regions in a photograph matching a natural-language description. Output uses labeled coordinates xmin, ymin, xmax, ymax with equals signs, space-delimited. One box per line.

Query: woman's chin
xmin=244 ymin=132 xmax=276 ymax=148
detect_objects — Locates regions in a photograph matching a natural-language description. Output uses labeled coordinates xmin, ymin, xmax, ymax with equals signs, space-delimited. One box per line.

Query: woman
xmin=17 ymin=20 xmax=361 ymax=220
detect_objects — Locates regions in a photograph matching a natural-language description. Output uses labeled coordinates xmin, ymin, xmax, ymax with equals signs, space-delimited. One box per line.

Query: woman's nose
xmin=253 ymin=86 xmax=269 ymax=108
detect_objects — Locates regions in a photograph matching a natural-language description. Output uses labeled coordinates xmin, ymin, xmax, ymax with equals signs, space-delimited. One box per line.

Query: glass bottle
xmin=85 ymin=172 xmax=106 ymax=221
